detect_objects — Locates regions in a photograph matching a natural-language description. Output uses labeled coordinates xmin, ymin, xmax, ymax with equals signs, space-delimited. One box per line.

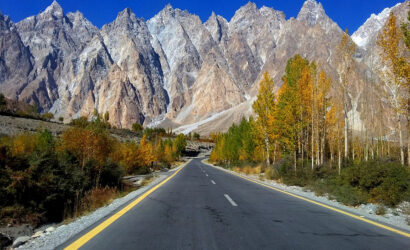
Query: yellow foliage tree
xmin=326 ymin=99 xmax=345 ymax=174
xmin=11 ymin=133 xmax=38 ymax=157
xmin=337 ymin=28 xmax=356 ymax=160
xmin=138 ymin=135 xmax=155 ymax=167
xmin=252 ymin=72 xmax=276 ymax=165
xmin=377 ymin=12 xmax=409 ymax=165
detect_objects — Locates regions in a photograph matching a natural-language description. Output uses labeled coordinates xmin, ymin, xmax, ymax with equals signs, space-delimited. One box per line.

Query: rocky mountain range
xmin=0 ymin=0 xmax=408 ymax=134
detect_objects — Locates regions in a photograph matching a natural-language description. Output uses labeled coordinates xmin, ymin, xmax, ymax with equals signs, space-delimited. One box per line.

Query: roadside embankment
xmin=202 ymin=160 xmax=410 ymax=233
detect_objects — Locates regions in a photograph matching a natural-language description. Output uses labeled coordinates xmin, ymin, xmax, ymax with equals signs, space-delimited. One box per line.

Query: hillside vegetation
xmin=0 ymin=116 xmax=187 ymax=227
xmin=210 ymin=13 xmax=409 ymax=208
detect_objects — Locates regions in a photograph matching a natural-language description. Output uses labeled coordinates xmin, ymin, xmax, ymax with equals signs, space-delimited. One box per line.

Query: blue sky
xmin=0 ymin=0 xmax=402 ymax=33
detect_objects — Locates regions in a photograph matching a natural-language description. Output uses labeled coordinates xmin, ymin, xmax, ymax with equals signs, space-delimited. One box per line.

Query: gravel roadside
xmin=202 ymin=160 xmax=410 ymax=233
xmin=18 ymin=160 xmax=192 ymax=250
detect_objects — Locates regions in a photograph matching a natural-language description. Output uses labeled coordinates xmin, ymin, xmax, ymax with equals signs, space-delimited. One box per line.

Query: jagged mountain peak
xmin=297 ymin=0 xmax=326 ymax=26
xmin=0 ymin=0 xmax=406 ymax=133
xmin=158 ymin=3 xmax=180 ymax=16
xmin=102 ymin=7 xmax=148 ymax=35
xmin=351 ymin=2 xmax=402 ymax=48
xmin=0 ymin=12 xmax=12 ymax=30
xmin=164 ymin=3 xmax=173 ymax=11
xmin=210 ymin=11 xmax=217 ymax=18
xmin=259 ymin=6 xmax=286 ymax=21
xmin=151 ymin=3 xmax=202 ymax=26
xmin=205 ymin=11 xmax=227 ymax=24
xmin=42 ymin=0 xmax=64 ymax=17
xmin=113 ymin=7 xmax=146 ymax=24
xmin=231 ymin=2 xmax=258 ymax=21
xmin=117 ymin=7 xmax=134 ymax=18
xmin=204 ymin=11 xmax=228 ymax=43
xmin=242 ymin=1 xmax=258 ymax=10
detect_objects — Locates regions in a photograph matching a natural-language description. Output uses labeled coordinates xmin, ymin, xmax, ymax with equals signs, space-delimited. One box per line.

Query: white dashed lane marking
xmin=224 ymin=194 xmax=238 ymax=207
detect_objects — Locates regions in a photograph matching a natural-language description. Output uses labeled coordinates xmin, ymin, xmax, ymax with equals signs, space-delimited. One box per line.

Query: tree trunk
xmin=398 ymin=119 xmax=404 ymax=165
xmin=344 ymin=111 xmax=348 ymax=159
xmin=338 ymin=145 xmax=341 ymax=175
xmin=312 ymin=124 xmax=314 ymax=170
xmin=352 ymin=141 xmax=355 ymax=161
xmin=265 ymin=134 xmax=270 ymax=166
xmin=273 ymin=143 xmax=277 ymax=163
xmin=330 ymin=150 xmax=334 ymax=168
xmin=294 ymin=150 xmax=297 ymax=173
xmin=316 ymin=131 xmax=320 ymax=165
xmin=301 ymin=139 xmax=304 ymax=168
xmin=365 ymin=130 xmax=368 ymax=162
xmin=408 ymin=132 xmax=410 ymax=167
xmin=321 ymin=137 xmax=325 ymax=165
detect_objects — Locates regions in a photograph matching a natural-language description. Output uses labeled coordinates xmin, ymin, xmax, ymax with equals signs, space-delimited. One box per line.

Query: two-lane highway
xmin=61 ymin=158 xmax=410 ymax=249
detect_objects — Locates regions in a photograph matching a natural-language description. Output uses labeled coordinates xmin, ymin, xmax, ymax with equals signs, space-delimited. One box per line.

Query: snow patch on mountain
xmin=351 ymin=3 xmax=400 ymax=48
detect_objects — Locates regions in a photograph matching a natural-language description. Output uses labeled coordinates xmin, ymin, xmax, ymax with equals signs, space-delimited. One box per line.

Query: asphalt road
xmin=61 ymin=158 xmax=410 ymax=250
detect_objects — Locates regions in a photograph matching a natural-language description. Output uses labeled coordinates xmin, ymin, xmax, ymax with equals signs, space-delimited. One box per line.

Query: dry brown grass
xmin=233 ymin=165 xmax=262 ymax=175
xmin=80 ymin=187 xmax=118 ymax=212
xmin=0 ymin=206 xmax=43 ymax=227
xmin=264 ymin=166 xmax=280 ymax=180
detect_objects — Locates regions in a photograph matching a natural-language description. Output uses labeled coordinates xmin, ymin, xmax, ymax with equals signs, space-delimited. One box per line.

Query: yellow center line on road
xmin=202 ymin=159 xmax=410 ymax=238
xmin=64 ymin=160 xmax=190 ymax=250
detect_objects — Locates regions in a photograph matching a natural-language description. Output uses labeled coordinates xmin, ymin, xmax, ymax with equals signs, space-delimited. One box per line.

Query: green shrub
xmin=70 ymin=116 xmax=89 ymax=127
xmin=375 ymin=205 xmax=387 ymax=215
xmin=331 ymin=185 xmax=368 ymax=206
xmin=100 ymin=161 xmax=124 ymax=187
xmin=132 ymin=123 xmax=143 ymax=132
xmin=341 ymin=160 xmax=409 ymax=206
xmin=41 ymin=112 xmax=54 ymax=121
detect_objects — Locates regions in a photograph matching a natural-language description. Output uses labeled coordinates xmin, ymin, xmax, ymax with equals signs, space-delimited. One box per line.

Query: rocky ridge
xmin=0 ymin=0 xmax=408 ymax=133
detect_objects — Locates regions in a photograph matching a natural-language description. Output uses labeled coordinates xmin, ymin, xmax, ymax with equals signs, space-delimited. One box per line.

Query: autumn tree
xmin=316 ymin=70 xmax=332 ymax=165
xmin=297 ymin=65 xmax=313 ymax=168
xmin=174 ymin=134 xmax=187 ymax=158
xmin=138 ymin=135 xmax=155 ymax=167
xmin=401 ymin=10 xmax=410 ymax=166
xmin=59 ymin=126 xmax=113 ymax=185
xmin=326 ymin=99 xmax=344 ymax=174
xmin=252 ymin=72 xmax=276 ymax=165
xmin=377 ymin=12 xmax=408 ymax=165
xmin=336 ymin=29 xmax=356 ymax=161
xmin=275 ymin=56 xmax=309 ymax=170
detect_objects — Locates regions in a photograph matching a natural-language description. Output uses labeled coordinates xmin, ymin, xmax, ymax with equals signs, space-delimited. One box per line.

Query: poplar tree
xmin=336 ymin=29 xmax=356 ymax=161
xmin=275 ymin=55 xmax=309 ymax=170
xmin=253 ymin=72 xmax=276 ymax=165
xmin=377 ymin=12 xmax=408 ymax=165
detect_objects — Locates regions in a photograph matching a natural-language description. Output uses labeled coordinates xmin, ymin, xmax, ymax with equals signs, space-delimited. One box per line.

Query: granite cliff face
xmin=0 ymin=0 xmax=408 ymax=132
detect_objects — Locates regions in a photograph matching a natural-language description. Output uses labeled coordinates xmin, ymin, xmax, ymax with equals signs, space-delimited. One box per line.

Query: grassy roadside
xmin=62 ymin=159 xmax=189 ymax=226
xmin=61 ymin=175 xmax=156 ymax=225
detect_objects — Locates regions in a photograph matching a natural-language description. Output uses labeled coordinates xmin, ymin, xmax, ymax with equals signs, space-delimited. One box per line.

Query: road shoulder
xmin=202 ymin=159 xmax=410 ymax=237
xmin=20 ymin=159 xmax=192 ymax=250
